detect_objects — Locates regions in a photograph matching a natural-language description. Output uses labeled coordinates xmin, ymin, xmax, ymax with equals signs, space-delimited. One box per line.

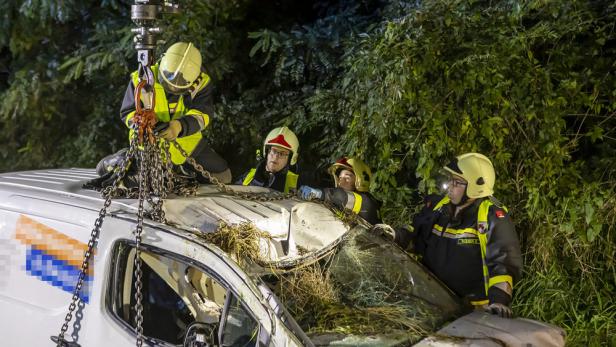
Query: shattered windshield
xmin=263 ymin=226 xmax=461 ymax=344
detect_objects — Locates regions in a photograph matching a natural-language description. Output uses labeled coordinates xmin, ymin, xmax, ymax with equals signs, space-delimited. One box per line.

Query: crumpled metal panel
xmin=163 ymin=192 xmax=349 ymax=263
xmin=415 ymin=311 xmax=566 ymax=347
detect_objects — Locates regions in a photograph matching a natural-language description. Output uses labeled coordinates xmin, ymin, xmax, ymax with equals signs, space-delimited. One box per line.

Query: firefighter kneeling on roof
xmin=394 ymin=153 xmax=522 ymax=318
xmin=95 ymin=42 xmax=231 ymax=186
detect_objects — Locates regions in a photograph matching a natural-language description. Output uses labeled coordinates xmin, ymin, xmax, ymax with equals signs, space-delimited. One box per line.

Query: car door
xmin=0 ymin=198 xmax=102 ymax=347
xmin=94 ymin=219 xmax=275 ymax=347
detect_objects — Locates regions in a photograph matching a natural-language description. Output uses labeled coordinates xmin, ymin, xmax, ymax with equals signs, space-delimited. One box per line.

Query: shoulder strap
xmin=284 ymin=171 xmax=299 ymax=193
xmin=242 ymin=168 xmax=257 ymax=186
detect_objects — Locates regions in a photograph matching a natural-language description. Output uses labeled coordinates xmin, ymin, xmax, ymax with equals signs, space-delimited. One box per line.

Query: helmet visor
xmin=159 ymin=69 xmax=192 ymax=95
xmin=436 ymin=169 xmax=453 ymax=192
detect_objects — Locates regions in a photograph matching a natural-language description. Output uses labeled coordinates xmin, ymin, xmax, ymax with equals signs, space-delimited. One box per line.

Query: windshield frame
xmin=258 ymin=225 xmax=463 ymax=344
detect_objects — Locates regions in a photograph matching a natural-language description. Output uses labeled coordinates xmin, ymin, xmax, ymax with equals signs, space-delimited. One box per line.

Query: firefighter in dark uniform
xmin=395 ymin=152 xmax=522 ymax=318
xmin=298 ymin=157 xmax=381 ymax=225
xmin=236 ymin=126 xmax=300 ymax=193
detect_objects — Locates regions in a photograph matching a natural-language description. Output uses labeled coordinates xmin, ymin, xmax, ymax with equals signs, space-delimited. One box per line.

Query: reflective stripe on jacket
xmin=322 ymin=188 xmax=381 ymax=225
xmin=122 ymin=63 xmax=211 ymax=164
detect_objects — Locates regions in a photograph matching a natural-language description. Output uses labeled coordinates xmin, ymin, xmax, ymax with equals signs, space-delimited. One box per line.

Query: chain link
xmin=133 ymin=143 xmax=150 ymax=347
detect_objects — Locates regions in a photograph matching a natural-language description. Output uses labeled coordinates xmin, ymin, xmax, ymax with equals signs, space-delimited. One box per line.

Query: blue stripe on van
xmin=25 ymin=246 xmax=92 ymax=303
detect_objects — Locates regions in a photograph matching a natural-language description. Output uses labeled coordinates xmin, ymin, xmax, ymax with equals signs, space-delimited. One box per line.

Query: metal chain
xmin=169 ymin=140 xmax=366 ymax=229
xmin=131 ymin=66 xmax=164 ymax=346
xmin=133 ymin=142 xmax=153 ymax=347
xmin=55 ymin=139 xmax=138 ymax=347
xmin=162 ymin=142 xmax=176 ymax=196
xmin=144 ymin=140 xmax=168 ymax=223
xmin=170 ymin=140 xmax=297 ymax=202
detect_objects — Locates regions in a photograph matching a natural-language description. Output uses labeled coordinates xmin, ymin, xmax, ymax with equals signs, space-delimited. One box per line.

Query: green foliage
xmin=244 ymin=0 xmax=616 ymax=344
xmin=0 ymin=0 xmax=251 ymax=171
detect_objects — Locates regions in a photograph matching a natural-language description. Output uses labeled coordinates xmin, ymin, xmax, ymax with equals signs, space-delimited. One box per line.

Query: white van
xmin=0 ymin=168 xmax=565 ymax=347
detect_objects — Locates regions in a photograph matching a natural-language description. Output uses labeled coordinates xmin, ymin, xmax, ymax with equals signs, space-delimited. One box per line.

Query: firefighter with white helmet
xmin=236 ymin=127 xmax=300 ymax=193
xmin=106 ymin=41 xmax=231 ymax=184
xmin=299 ymin=157 xmax=381 ymax=224
xmin=396 ymin=152 xmax=522 ymax=318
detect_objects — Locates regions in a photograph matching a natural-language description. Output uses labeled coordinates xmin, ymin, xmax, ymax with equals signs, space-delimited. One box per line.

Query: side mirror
xmin=183 ymin=321 xmax=218 ymax=347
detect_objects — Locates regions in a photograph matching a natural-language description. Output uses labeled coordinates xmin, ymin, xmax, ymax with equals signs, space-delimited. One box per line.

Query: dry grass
xmin=201 ymin=221 xmax=273 ymax=267
xmin=272 ymin=262 xmax=429 ymax=338
xmin=202 ymin=221 xmax=430 ymax=340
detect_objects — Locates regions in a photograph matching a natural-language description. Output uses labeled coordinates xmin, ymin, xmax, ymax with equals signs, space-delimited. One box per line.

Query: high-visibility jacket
xmin=236 ymin=160 xmax=299 ymax=193
xmin=119 ymin=63 xmax=213 ymax=165
xmin=322 ymin=188 xmax=381 ymax=225
xmin=412 ymin=194 xmax=522 ymax=306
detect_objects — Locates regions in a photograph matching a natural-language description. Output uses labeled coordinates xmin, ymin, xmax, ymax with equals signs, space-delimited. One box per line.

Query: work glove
xmin=96 ymin=148 xmax=129 ymax=176
xmin=485 ymin=303 xmax=513 ymax=318
xmin=155 ymin=120 xmax=182 ymax=140
xmin=371 ymin=224 xmax=396 ymax=241
xmin=83 ymin=170 xmax=139 ymax=191
xmin=298 ymin=185 xmax=323 ymax=200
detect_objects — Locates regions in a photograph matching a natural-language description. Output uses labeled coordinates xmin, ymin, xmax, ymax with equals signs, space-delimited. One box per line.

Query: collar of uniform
xmin=255 ymin=159 xmax=289 ymax=180
xmin=447 ymin=197 xmax=486 ymax=227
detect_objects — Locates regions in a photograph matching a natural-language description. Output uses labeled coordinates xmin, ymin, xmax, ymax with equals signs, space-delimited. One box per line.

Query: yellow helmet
xmin=158 ymin=42 xmax=202 ymax=94
xmin=328 ymin=157 xmax=372 ymax=192
xmin=443 ymin=152 xmax=495 ymax=198
xmin=263 ymin=127 xmax=299 ymax=165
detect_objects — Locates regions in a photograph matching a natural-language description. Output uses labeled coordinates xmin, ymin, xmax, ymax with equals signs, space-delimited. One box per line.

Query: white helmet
xmin=263 ymin=127 xmax=299 ymax=165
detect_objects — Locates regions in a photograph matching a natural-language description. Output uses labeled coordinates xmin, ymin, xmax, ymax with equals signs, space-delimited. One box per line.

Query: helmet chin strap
xmin=451 ymin=187 xmax=470 ymax=206
xmin=459 ymin=194 xmax=470 ymax=206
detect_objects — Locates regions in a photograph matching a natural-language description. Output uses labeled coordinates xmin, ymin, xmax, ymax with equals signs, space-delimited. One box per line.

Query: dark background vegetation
xmin=1 ymin=0 xmax=614 ymax=344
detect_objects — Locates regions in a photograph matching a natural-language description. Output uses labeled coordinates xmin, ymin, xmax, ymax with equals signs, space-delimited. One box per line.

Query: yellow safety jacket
xmin=123 ymin=64 xmax=211 ymax=165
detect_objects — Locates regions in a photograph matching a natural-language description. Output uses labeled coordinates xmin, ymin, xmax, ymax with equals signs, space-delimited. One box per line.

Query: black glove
xmin=486 ymin=285 xmax=514 ymax=318
xmin=485 ymin=303 xmax=513 ymax=318
xmin=96 ymin=148 xmax=129 ymax=176
xmin=83 ymin=171 xmax=116 ymax=191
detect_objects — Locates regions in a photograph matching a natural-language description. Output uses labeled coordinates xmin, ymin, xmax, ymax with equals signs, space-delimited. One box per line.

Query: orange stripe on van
xmin=14 ymin=215 xmax=92 ymax=272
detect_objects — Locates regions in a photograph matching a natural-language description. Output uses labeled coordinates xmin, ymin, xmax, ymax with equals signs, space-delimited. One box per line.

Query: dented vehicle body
xmin=0 ymin=169 xmax=565 ymax=346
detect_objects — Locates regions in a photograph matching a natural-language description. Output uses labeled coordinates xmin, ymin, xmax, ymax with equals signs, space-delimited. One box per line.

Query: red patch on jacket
xmin=495 ymin=209 xmax=505 ymax=218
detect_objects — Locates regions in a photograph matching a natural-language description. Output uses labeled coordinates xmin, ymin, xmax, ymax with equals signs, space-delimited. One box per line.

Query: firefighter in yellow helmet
xmin=109 ymin=42 xmax=231 ymax=184
xmin=236 ymin=127 xmax=300 ymax=193
xmin=299 ymin=157 xmax=381 ymax=224
xmin=396 ymin=153 xmax=522 ymax=318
